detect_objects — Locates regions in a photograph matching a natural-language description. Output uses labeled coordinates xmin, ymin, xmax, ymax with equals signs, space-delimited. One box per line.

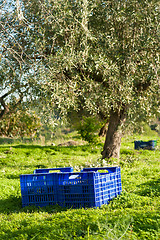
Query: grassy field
xmin=0 ymin=132 xmax=160 ymax=239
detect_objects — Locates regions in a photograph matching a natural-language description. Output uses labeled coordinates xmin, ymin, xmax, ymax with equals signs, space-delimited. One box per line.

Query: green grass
xmin=0 ymin=133 xmax=160 ymax=239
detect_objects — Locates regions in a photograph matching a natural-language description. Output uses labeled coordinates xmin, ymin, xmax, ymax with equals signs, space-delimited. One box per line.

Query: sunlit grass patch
xmin=0 ymin=133 xmax=160 ymax=239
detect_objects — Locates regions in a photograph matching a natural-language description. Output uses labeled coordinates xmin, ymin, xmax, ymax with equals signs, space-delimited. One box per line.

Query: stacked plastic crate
xmin=20 ymin=167 xmax=73 ymax=207
xmin=20 ymin=167 xmax=122 ymax=208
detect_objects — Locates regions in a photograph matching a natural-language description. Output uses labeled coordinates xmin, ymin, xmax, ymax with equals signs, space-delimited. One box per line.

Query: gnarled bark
xmin=99 ymin=122 xmax=108 ymax=137
xmin=101 ymin=108 xmax=126 ymax=159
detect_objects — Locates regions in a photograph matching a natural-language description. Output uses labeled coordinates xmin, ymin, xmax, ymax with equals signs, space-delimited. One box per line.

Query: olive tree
xmin=3 ymin=0 xmax=160 ymax=158
xmin=28 ymin=0 xmax=159 ymax=159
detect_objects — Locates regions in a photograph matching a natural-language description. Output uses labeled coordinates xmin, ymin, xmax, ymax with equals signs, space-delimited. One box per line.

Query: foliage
xmin=0 ymin=109 xmax=42 ymax=137
xmin=0 ymin=132 xmax=160 ymax=239
xmin=23 ymin=0 xmax=159 ymax=119
xmin=77 ymin=116 xmax=103 ymax=143
xmin=132 ymin=122 xmax=159 ymax=136
xmin=150 ymin=115 xmax=160 ymax=135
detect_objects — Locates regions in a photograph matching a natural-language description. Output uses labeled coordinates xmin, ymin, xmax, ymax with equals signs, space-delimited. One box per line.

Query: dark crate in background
xmin=134 ymin=140 xmax=157 ymax=150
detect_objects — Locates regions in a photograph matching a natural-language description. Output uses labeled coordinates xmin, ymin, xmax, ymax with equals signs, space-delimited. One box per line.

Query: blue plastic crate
xmin=57 ymin=172 xmax=96 ymax=208
xmin=134 ymin=140 xmax=157 ymax=150
xmin=34 ymin=167 xmax=73 ymax=174
xmin=20 ymin=167 xmax=122 ymax=208
xmin=20 ymin=173 xmax=58 ymax=207
xmin=20 ymin=167 xmax=73 ymax=207
xmin=56 ymin=167 xmax=122 ymax=208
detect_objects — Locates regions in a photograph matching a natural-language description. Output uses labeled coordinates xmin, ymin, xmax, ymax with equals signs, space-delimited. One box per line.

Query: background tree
xmin=0 ymin=0 xmax=43 ymax=121
xmin=0 ymin=108 xmax=42 ymax=137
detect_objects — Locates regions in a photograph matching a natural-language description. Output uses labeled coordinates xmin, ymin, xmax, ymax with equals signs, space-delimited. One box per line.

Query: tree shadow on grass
xmin=1 ymin=144 xmax=102 ymax=156
xmin=0 ymin=196 xmax=68 ymax=214
xmin=11 ymin=144 xmax=100 ymax=155
xmin=6 ymin=174 xmax=21 ymax=179
xmin=0 ymin=196 xmax=22 ymax=214
xmin=135 ymin=179 xmax=160 ymax=197
xmin=12 ymin=144 xmax=47 ymax=149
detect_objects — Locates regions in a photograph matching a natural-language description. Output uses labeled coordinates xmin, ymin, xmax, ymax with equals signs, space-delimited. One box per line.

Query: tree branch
xmin=0 ymin=88 xmax=25 ymax=120
xmin=0 ymin=96 xmax=10 ymax=119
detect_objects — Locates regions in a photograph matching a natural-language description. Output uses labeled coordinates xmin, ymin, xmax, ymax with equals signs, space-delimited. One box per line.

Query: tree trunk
xmin=99 ymin=122 xmax=108 ymax=137
xmin=101 ymin=108 xmax=126 ymax=159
